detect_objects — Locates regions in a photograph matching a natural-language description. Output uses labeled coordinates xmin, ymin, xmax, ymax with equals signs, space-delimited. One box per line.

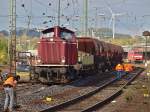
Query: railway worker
xmin=123 ymin=63 xmax=130 ymax=74
xmin=115 ymin=63 xmax=124 ymax=79
xmin=123 ymin=63 xmax=134 ymax=74
xmin=3 ymin=74 xmax=18 ymax=112
xmin=129 ymin=63 xmax=134 ymax=71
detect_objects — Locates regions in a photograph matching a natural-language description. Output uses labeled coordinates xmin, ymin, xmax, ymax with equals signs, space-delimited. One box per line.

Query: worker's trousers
xmin=4 ymin=87 xmax=14 ymax=111
xmin=116 ymin=70 xmax=122 ymax=79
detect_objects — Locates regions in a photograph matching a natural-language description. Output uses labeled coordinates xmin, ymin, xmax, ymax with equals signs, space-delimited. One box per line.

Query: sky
xmin=0 ymin=0 xmax=150 ymax=36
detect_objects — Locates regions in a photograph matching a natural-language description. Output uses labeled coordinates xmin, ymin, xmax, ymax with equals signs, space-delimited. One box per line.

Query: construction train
xmin=30 ymin=26 xmax=124 ymax=83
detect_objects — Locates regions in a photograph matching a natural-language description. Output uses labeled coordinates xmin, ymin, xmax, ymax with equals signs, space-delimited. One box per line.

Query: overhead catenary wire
xmin=1 ymin=0 xmax=150 ymax=36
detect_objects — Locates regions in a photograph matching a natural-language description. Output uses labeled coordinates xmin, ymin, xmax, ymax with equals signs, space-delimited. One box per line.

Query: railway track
xmin=13 ymin=71 xmax=115 ymax=112
xmin=40 ymin=67 xmax=144 ymax=112
xmin=0 ymin=67 xmax=144 ymax=112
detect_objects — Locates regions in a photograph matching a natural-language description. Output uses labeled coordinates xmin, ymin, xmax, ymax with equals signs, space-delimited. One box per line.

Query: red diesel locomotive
xmin=127 ymin=49 xmax=144 ymax=63
xmin=32 ymin=26 xmax=124 ymax=83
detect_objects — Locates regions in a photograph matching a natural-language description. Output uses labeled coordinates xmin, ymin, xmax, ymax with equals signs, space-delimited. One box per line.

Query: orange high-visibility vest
xmin=123 ymin=63 xmax=133 ymax=72
xmin=124 ymin=66 xmax=130 ymax=72
xmin=123 ymin=64 xmax=129 ymax=72
xmin=128 ymin=64 xmax=133 ymax=71
xmin=115 ymin=64 xmax=124 ymax=71
xmin=3 ymin=77 xmax=16 ymax=87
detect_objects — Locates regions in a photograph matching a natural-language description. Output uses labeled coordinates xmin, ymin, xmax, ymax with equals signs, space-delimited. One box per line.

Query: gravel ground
xmin=1 ymin=68 xmax=147 ymax=112
xmin=0 ymin=71 xmax=114 ymax=112
xmin=99 ymin=70 xmax=150 ymax=112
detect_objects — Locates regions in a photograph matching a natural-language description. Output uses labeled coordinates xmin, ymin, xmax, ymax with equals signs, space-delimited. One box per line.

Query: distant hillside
xmin=0 ymin=28 xmax=40 ymax=37
xmin=76 ymin=27 xmax=132 ymax=38
xmin=1 ymin=27 xmax=132 ymax=38
xmin=87 ymin=27 xmax=132 ymax=38
xmin=113 ymin=33 xmax=132 ymax=38
xmin=0 ymin=30 xmax=9 ymax=36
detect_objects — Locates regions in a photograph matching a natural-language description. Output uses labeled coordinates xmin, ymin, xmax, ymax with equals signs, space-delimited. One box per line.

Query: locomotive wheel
xmin=39 ymin=77 xmax=49 ymax=84
xmin=61 ymin=74 xmax=70 ymax=83
xmin=29 ymin=73 xmax=40 ymax=83
xmin=68 ymin=68 xmax=78 ymax=80
xmin=34 ymin=73 xmax=39 ymax=80
xmin=97 ymin=64 xmax=103 ymax=73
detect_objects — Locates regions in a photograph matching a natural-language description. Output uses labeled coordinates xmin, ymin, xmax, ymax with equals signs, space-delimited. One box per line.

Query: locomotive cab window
xmin=42 ymin=32 xmax=54 ymax=38
xmin=60 ymin=31 xmax=73 ymax=40
xmin=135 ymin=52 xmax=143 ymax=55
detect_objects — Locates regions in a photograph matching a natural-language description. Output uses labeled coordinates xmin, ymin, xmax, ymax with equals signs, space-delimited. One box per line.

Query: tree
xmin=0 ymin=37 xmax=8 ymax=64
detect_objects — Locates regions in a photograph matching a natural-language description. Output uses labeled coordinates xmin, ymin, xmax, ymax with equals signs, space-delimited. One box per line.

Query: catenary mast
xmin=9 ymin=0 xmax=16 ymax=75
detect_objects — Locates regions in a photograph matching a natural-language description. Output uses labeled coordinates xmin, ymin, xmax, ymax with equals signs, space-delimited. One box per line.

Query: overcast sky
xmin=0 ymin=0 xmax=150 ymax=36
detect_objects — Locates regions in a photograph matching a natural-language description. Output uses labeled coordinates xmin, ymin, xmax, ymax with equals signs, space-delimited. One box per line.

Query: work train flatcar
xmin=31 ymin=26 xmax=124 ymax=83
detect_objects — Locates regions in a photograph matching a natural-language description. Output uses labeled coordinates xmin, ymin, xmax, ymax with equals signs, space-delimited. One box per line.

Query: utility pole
xmin=9 ymin=0 xmax=19 ymax=109
xmin=9 ymin=0 xmax=16 ymax=75
xmin=83 ymin=0 xmax=88 ymax=36
xmin=112 ymin=15 xmax=115 ymax=39
xmin=95 ymin=7 xmax=98 ymax=29
xmin=26 ymin=16 xmax=31 ymax=50
xmin=24 ymin=0 xmax=32 ymax=50
xmin=58 ymin=0 xmax=61 ymax=26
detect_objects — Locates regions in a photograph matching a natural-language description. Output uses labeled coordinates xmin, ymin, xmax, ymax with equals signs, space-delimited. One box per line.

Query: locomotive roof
xmin=42 ymin=26 xmax=75 ymax=34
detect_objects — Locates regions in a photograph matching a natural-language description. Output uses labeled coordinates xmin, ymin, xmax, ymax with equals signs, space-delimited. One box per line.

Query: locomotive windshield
xmin=135 ymin=52 xmax=143 ymax=55
xmin=42 ymin=32 xmax=54 ymax=38
xmin=60 ymin=31 xmax=73 ymax=40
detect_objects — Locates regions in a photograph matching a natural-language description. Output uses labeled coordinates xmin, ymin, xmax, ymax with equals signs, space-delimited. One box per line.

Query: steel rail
xmin=81 ymin=68 xmax=144 ymax=112
xmin=40 ymin=78 xmax=117 ymax=112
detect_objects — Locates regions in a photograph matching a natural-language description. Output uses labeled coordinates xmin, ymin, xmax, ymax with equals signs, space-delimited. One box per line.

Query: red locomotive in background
xmin=127 ymin=49 xmax=144 ymax=63
xmin=31 ymin=26 xmax=124 ymax=83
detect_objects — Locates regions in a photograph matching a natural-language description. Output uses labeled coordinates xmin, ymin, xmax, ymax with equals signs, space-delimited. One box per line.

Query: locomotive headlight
xmin=61 ymin=59 xmax=65 ymax=63
xmin=134 ymin=56 xmax=142 ymax=58
xmin=37 ymin=59 xmax=41 ymax=64
xmin=61 ymin=57 xmax=65 ymax=63
xmin=50 ymin=38 xmax=53 ymax=41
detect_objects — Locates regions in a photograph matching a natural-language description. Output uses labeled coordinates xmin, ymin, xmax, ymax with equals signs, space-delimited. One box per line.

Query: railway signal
xmin=143 ymin=31 xmax=150 ymax=81
xmin=142 ymin=31 xmax=150 ymax=64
